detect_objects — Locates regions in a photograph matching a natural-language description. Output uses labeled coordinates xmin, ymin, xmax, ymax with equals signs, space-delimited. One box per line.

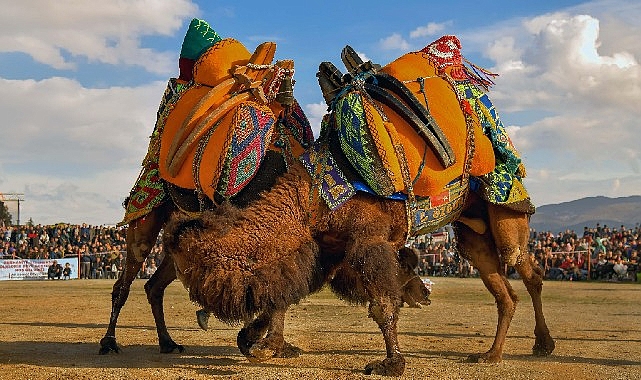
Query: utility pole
xmin=0 ymin=193 xmax=25 ymax=226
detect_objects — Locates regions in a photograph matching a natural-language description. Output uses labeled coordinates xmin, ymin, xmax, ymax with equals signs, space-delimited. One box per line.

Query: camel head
xmin=398 ymin=247 xmax=431 ymax=308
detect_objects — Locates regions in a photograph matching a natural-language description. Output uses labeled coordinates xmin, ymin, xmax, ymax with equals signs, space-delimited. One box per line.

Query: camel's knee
xmin=483 ymin=275 xmax=517 ymax=315
xmin=498 ymin=291 xmax=518 ymax=316
xmin=367 ymin=302 xmax=400 ymax=348
xmin=499 ymin=246 xmax=525 ymax=267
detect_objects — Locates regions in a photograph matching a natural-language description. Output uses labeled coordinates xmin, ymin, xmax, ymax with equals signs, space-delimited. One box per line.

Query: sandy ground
xmin=0 ymin=277 xmax=640 ymax=379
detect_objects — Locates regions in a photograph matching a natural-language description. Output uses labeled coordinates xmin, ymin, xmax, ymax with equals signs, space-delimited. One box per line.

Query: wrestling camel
xmin=163 ymin=36 xmax=554 ymax=376
xmin=163 ymin=160 xmax=553 ymax=376
xmin=99 ymin=20 xmax=315 ymax=355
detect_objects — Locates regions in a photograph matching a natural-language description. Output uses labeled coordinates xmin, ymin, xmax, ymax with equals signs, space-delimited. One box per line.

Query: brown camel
xmin=98 ymin=32 xmax=316 ymax=355
xmin=98 ymin=150 xmax=291 ymax=355
xmin=162 ymin=38 xmax=555 ymax=376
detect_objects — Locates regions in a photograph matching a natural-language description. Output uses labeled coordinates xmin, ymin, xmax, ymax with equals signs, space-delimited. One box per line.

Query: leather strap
xmin=368 ymin=73 xmax=455 ymax=167
xmin=363 ymin=83 xmax=453 ymax=168
xmin=317 ymin=61 xmax=344 ymax=105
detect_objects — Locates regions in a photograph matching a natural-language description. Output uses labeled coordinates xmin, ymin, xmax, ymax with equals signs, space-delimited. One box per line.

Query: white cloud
xmin=480 ymin=8 xmax=641 ymax=205
xmin=379 ymin=33 xmax=410 ymax=51
xmin=0 ymin=77 xmax=165 ymax=224
xmin=0 ymin=0 xmax=198 ymax=74
xmin=357 ymin=51 xmax=371 ymax=64
xmin=409 ymin=22 xmax=451 ymax=39
xmin=304 ymin=101 xmax=329 ymax=138
xmin=0 ymin=77 xmax=163 ymax=169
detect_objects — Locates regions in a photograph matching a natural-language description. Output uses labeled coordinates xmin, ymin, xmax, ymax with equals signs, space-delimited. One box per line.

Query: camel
xmin=162 ymin=37 xmax=555 ymax=376
xmin=163 ymin=158 xmax=554 ymax=376
xmin=98 ymin=20 xmax=317 ymax=355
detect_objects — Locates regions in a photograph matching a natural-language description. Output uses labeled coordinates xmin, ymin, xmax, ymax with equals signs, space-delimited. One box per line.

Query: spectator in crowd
xmin=114 ymin=253 xmax=125 ymax=279
xmin=91 ymin=256 xmax=104 ymax=279
xmin=104 ymin=256 xmax=113 ymax=278
xmin=145 ymin=261 xmax=158 ymax=278
xmin=80 ymin=246 xmax=92 ymax=279
xmin=63 ymin=262 xmax=72 ymax=280
xmin=2 ymin=226 xmax=12 ymax=242
xmin=559 ymin=254 xmax=576 ymax=280
xmin=47 ymin=260 xmax=63 ymax=280
xmin=613 ymin=257 xmax=628 ymax=279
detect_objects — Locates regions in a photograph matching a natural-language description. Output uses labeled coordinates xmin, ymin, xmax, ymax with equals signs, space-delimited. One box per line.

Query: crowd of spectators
xmin=413 ymin=223 xmax=640 ymax=282
xmin=1 ymin=223 xmax=162 ymax=280
xmin=2 ymin=221 xmax=639 ymax=282
xmin=526 ymin=223 xmax=640 ymax=282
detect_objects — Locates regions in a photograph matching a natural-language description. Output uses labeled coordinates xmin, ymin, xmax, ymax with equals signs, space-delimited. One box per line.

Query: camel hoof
xmin=466 ymin=353 xmax=501 ymax=363
xmin=278 ymin=341 xmax=302 ymax=358
xmin=196 ymin=309 xmax=210 ymax=331
xmin=364 ymin=356 xmax=405 ymax=376
xmin=533 ymin=336 xmax=555 ymax=356
xmin=159 ymin=337 xmax=185 ymax=353
xmin=247 ymin=345 xmax=276 ymax=363
xmin=236 ymin=327 xmax=254 ymax=357
xmin=98 ymin=336 xmax=120 ymax=355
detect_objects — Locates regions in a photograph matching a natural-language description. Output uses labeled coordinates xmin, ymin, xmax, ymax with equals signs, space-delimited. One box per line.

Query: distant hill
xmin=529 ymin=195 xmax=641 ymax=233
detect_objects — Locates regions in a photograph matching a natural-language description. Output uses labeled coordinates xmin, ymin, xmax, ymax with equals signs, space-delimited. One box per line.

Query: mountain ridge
xmin=529 ymin=195 xmax=641 ymax=233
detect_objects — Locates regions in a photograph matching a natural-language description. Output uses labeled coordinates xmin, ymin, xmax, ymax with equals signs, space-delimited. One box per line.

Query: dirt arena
xmin=1 ymin=277 xmax=639 ymax=379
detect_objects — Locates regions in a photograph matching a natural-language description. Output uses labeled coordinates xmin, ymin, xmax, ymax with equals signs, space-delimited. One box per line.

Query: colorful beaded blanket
xmin=423 ymin=36 xmax=533 ymax=214
xmin=120 ymin=19 xmax=313 ymax=226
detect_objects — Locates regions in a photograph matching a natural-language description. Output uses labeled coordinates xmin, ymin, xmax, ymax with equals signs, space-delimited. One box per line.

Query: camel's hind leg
xmin=99 ymin=202 xmax=170 ymax=354
xmin=488 ymin=204 xmax=555 ymax=357
xmin=455 ymin=222 xmax=517 ymax=363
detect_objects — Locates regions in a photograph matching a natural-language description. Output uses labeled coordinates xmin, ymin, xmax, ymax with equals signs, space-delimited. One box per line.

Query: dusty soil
xmin=0 ymin=277 xmax=640 ymax=379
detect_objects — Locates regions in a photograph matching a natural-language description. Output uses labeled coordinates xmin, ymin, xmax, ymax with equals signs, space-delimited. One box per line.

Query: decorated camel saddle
xmin=306 ymin=35 xmax=533 ymax=234
xmin=120 ymin=19 xmax=313 ymax=225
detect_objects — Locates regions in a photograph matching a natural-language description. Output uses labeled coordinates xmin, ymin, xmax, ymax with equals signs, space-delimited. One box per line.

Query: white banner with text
xmin=0 ymin=258 xmax=79 ymax=280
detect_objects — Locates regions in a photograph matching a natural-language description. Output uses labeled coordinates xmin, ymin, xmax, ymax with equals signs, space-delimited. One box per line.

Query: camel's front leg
xmin=99 ymin=205 xmax=169 ymax=355
xmin=99 ymin=257 xmax=144 ymax=354
xmin=347 ymin=239 xmax=405 ymax=376
xmin=365 ymin=300 xmax=405 ymax=376
xmin=144 ymin=253 xmax=182 ymax=353
xmin=240 ymin=307 xmax=302 ymax=362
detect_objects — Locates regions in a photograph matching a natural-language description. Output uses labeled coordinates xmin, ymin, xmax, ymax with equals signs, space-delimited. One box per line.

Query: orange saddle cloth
xmin=332 ymin=51 xmax=496 ymax=198
xmin=158 ymin=38 xmax=295 ymax=201
xmin=380 ymin=51 xmax=496 ymax=196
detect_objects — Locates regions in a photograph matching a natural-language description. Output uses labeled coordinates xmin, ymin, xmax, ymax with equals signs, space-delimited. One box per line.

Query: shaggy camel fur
xmin=163 ymin=158 xmax=555 ymax=376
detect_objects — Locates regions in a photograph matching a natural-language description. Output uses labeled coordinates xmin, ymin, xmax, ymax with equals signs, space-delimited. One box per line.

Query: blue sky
xmin=1 ymin=0 xmax=640 ymax=225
